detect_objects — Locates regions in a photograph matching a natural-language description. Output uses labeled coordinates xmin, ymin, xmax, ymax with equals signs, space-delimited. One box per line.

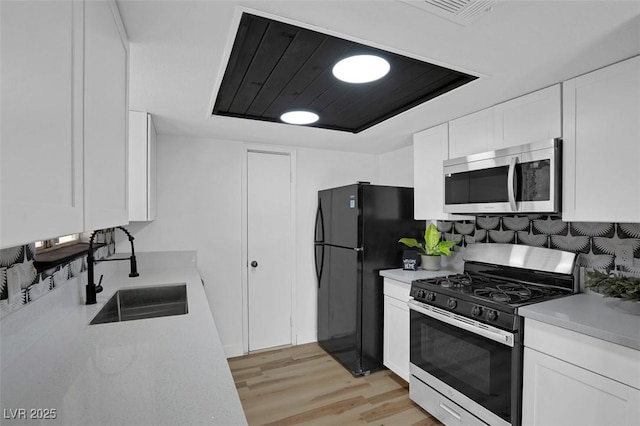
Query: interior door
xmin=247 ymin=151 xmax=292 ymax=351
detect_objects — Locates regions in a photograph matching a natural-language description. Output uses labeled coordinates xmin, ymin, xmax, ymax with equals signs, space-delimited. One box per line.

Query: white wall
xmin=122 ymin=135 xmax=381 ymax=356
xmin=378 ymin=145 xmax=414 ymax=187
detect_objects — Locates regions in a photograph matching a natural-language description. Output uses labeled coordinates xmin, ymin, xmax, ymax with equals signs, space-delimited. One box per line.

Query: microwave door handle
xmin=508 ymin=156 xmax=518 ymax=212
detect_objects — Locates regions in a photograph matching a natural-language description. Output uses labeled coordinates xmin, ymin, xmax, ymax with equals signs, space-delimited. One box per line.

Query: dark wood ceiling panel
xmin=228 ymin=21 xmax=299 ymax=114
xmin=245 ymin=30 xmax=327 ymax=117
xmin=214 ymin=15 xmax=268 ymax=113
xmin=213 ymin=13 xmax=478 ymax=133
xmin=261 ymin=37 xmax=350 ymax=117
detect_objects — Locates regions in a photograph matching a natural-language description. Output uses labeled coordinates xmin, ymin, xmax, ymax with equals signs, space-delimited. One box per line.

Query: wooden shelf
xmin=34 ymin=242 xmax=106 ymax=272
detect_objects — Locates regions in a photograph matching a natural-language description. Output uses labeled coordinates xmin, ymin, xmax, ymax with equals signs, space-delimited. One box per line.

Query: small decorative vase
xmin=420 ymin=255 xmax=441 ymax=271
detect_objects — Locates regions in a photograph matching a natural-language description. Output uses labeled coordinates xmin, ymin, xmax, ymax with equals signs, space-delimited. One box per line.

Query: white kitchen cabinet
xmin=522 ymin=319 xmax=640 ymax=426
xmin=1 ymin=0 xmax=130 ymax=248
xmin=494 ymin=84 xmax=561 ymax=149
xmin=413 ymin=124 xmax=473 ymax=221
xmin=0 ymin=0 xmax=84 ymax=248
xmin=383 ymin=278 xmax=411 ymax=382
xmin=83 ymin=0 xmax=129 ymax=231
xmin=448 ymin=108 xmax=494 ymax=159
xmin=129 ymin=111 xmax=157 ymax=222
xmin=448 ymin=85 xmax=561 ymax=160
xmin=413 ymin=123 xmax=448 ymax=220
xmin=562 ymin=55 xmax=640 ymax=222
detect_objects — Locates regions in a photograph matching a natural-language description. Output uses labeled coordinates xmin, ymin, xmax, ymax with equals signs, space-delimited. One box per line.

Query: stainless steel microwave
xmin=443 ymin=139 xmax=561 ymax=214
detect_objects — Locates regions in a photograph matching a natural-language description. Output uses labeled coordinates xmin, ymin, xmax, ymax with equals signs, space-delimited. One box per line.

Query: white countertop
xmin=380 ymin=253 xmax=464 ymax=284
xmin=519 ymin=292 xmax=640 ymax=351
xmin=380 ymin=267 xmax=462 ymax=284
xmin=0 ymin=252 xmax=247 ymax=425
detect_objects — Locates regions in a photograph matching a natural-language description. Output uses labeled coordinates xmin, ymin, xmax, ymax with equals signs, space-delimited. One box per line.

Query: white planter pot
xmin=604 ymin=298 xmax=640 ymax=315
xmin=420 ymin=255 xmax=441 ymax=271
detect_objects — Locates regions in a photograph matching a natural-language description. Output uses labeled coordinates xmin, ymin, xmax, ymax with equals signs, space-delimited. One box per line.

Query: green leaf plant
xmin=398 ymin=223 xmax=457 ymax=256
xmin=585 ymin=269 xmax=640 ymax=302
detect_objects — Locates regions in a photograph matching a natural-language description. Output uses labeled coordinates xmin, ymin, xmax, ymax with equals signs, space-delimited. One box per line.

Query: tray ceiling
xmin=212 ymin=13 xmax=478 ymax=133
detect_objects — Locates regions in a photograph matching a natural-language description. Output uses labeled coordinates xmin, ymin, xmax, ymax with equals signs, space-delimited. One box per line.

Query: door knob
xmin=250 ymin=260 xmax=258 ymax=268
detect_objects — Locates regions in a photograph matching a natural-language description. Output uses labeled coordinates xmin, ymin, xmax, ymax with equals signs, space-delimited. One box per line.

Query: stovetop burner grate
xmin=413 ymin=272 xmax=572 ymax=308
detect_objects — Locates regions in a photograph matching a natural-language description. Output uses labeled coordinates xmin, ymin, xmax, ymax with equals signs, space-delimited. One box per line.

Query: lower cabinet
xmin=383 ymin=278 xmax=411 ymax=382
xmin=522 ymin=319 xmax=640 ymax=426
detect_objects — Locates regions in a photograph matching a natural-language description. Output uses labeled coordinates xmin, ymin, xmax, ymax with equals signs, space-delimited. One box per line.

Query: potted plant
xmin=398 ymin=223 xmax=456 ymax=270
xmin=585 ymin=270 xmax=640 ymax=314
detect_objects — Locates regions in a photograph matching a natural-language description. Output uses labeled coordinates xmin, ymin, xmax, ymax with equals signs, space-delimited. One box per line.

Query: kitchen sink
xmin=90 ymin=284 xmax=188 ymax=325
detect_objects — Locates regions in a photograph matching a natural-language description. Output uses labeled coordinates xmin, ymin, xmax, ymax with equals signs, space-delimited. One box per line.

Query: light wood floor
xmin=228 ymin=343 xmax=443 ymax=425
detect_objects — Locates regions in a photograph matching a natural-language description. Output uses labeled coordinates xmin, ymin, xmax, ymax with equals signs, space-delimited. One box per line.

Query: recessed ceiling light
xmin=332 ymin=55 xmax=390 ymax=84
xmin=280 ymin=110 xmax=319 ymax=125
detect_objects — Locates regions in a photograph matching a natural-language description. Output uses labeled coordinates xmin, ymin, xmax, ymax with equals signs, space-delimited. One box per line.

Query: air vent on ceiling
xmin=399 ymin=0 xmax=496 ymax=26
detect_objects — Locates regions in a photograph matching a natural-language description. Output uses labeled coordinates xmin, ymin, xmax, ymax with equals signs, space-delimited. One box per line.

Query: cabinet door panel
xmin=84 ymin=1 xmax=129 ymax=230
xmin=562 ymin=56 xmax=640 ymax=222
xmin=413 ymin=124 xmax=448 ymax=220
xmin=523 ymin=348 xmax=640 ymax=426
xmin=128 ymin=111 xmax=157 ymax=222
xmin=413 ymin=124 xmax=473 ymax=221
xmin=448 ymin=108 xmax=494 ymax=159
xmin=494 ymin=84 xmax=561 ymax=149
xmin=1 ymin=0 xmax=84 ymax=248
xmin=383 ymin=295 xmax=409 ymax=382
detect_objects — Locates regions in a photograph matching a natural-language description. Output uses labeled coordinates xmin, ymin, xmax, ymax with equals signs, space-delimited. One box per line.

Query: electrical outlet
xmin=615 ymin=244 xmax=634 ymax=267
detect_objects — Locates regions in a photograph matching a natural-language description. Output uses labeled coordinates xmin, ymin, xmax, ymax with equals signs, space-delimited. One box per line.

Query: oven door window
xmin=410 ymin=310 xmax=512 ymax=423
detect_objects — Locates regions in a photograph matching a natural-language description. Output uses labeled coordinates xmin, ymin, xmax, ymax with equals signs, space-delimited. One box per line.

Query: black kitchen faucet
xmin=86 ymin=226 xmax=139 ymax=305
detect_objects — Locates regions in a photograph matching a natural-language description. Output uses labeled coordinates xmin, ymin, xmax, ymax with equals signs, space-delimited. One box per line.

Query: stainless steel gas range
xmin=408 ymin=243 xmax=578 ymax=426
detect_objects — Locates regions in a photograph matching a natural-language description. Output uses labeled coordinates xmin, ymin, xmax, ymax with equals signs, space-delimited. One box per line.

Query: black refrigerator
xmin=314 ymin=182 xmax=423 ymax=376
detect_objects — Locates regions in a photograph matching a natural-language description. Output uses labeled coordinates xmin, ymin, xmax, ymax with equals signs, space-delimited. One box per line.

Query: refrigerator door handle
xmin=314 ymin=243 xmax=324 ymax=287
xmin=314 ymin=200 xmax=325 ymax=244
xmin=314 ymin=199 xmax=326 ymax=287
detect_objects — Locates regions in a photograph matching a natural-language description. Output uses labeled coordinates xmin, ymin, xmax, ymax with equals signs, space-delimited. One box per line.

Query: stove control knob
xmin=472 ymin=306 xmax=483 ymax=317
xmin=487 ymin=310 xmax=499 ymax=322
xmin=426 ymin=292 xmax=436 ymax=302
xmin=447 ymin=298 xmax=457 ymax=309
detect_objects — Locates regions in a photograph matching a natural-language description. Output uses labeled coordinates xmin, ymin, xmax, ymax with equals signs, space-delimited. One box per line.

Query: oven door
xmin=408 ymin=300 xmax=521 ymax=426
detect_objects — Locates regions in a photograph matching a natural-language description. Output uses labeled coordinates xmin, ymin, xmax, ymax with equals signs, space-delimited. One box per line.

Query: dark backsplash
xmin=438 ymin=216 xmax=640 ymax=274
xmin=0 ymin=230 xmax=116 ymax=318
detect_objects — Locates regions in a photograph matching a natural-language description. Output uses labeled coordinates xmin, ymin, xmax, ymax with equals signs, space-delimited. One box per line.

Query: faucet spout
xmin=86 ymin=226 xmax=139 ymax=305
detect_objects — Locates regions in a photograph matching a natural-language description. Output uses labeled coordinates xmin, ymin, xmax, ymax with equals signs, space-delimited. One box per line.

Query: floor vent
xmin=399 ymin=0 xmax=496 ymax=26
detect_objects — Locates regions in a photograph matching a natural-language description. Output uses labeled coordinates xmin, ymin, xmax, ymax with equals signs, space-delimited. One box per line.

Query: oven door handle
xmin=408 ymin=300 xmax=515 ymax=347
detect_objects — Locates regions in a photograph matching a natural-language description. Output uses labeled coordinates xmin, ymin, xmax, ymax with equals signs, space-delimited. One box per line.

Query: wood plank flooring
xmin=228 ymin=343 xmax=443 ymax=425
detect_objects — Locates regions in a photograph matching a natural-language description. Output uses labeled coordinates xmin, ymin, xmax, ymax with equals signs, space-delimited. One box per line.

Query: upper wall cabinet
xmin=493 ymin=84 xmax=561 ymax=149
xmin=129 ymin=111 xmax=157 ymax=222
xmin=1 ymin=0 xmax=84 ymax=249
xmin=562 ymin=56 xmax=640 ymax=222
xmin=0 ymin=0 xmax=129 ymax=249
xmin=414 ymin=123 xmax=450 ymax=220
xmin=448 ymin=84 xmax=561 ymax=159
xmin=448 ymin=108 xmax=494 ymax=159
xmin=83 ymin=1 xmax=129 ymax=231
xmin=413 ymin=124 xmax=473 ymax=221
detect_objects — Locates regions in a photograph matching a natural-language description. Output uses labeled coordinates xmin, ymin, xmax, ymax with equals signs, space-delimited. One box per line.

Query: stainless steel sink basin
xmin=90 ymin=284 xmax=188 ymax=325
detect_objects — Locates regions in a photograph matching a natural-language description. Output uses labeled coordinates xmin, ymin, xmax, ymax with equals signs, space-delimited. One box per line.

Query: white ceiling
xmin=117 ymin=0 xmax=640 ymax=154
